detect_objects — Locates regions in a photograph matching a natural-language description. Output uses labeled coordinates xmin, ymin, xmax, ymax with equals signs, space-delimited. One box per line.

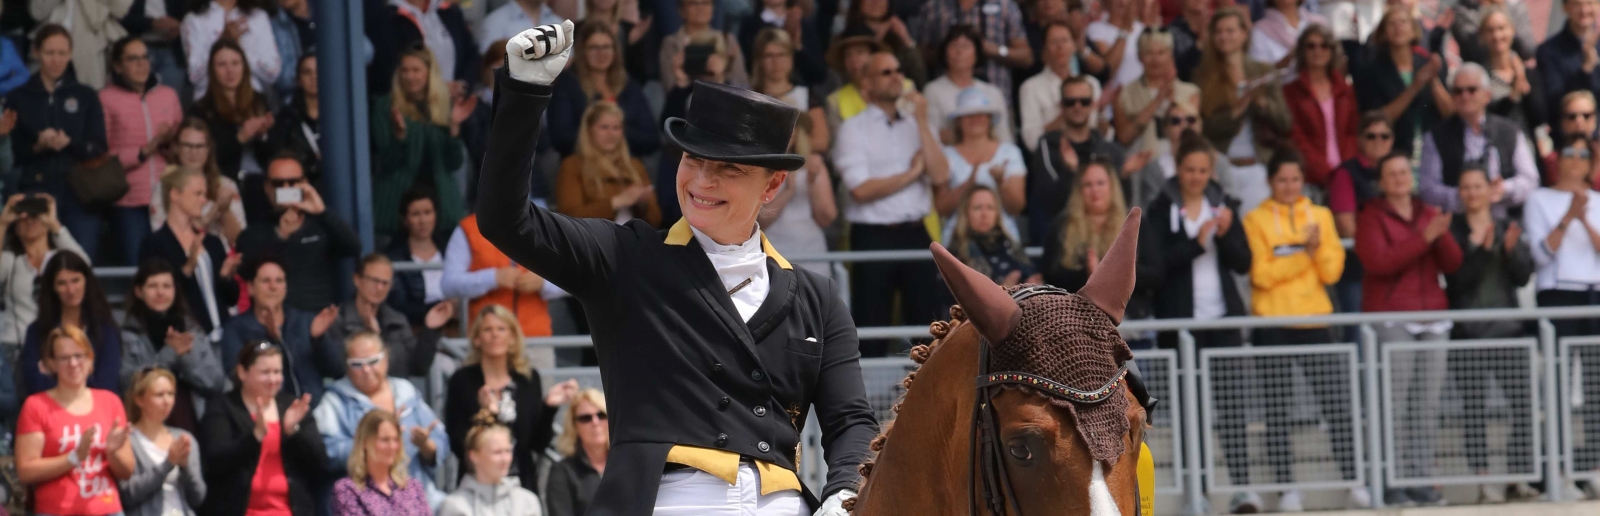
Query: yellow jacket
xmin=1242 ymin=196 xmax=1345 ymax=317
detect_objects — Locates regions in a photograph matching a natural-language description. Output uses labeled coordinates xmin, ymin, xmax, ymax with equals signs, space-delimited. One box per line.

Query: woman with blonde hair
xmin=946 ymin=185 xmax=1039 ymax=287
xmin=546 ymin=388 xmax=608 ymax=516
xmin=371 ymin=45 xmax=473 ymax=240
xmin=331 ymin=410 xmax=430 ymax=515
xmin=548 ymin=22 xmax=657 ymax=158
xmin=118 ymin=367 xmax=207 ymax=516
xmin=444 ymin=305 xmax=578 ymax=492
xmin=438 ymin=409 xmax=542 ymax=516
xmin=1043 ymin=160 xmax=1128 ymax=292
xmin=152 ymin=117 xmax=246 ymax=246
xmin=555 ymin=101 xmax=661 ymax=225
xmin=1195 ymin=6 xmax=1292 ymax=213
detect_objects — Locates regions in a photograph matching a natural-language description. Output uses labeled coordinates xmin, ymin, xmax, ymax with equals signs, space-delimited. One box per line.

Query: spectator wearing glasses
xmin=192 ymin=39 xmax=275 ymax=223
xmin=118 ymin=259 xmax=228 ymax=436
xmin=444 ymin=305 xmax=580 ymax=493
xmin=1029 ymin=76 xmax=1133 ymax=245
xmin=1283 ymin=25 xmax=1358 ymax=188
xmin=581 ymin=0 xmax=652 ymax=81
xmin=912 ymin=0 xmax=1033 ymax=100
xmin=20 ymin=251 xmax=122 ymax=397
xmin=1196 ymin=7 xmax=1291 ymax=214
xmin=15 ymin=325 xmax=134 ymax=516
xmin=1443 ymin=165 xmax=1538 ymax=503
xmin=200 ymin=340 xmax=326 ymax=516
xmin=1534 ymin=0 xmax=1600 ymax=125
xmin=1356 ymin=151 xmax=1462 ymax=506
xmin=218 ymin=253 xmax=343 ymax=404
xmin=103 ymin=36 xmax=184 ymax=266
xmin=934 ymin=88 xmax=1025 ymax=241
xmin=1085 ymin=0 xmax=1158 ymax=88
xmin=833 ymin=50 xmax=950 ymax=356
xmin=548 ymin=21 xmax=658 ymax=159
xmin=660 ymin=0 xmax=748 ymax=88
xmin=737 ymin=0 xmax=825 ymax=86
xmin=1021 ymin=21 xmax=1103 ymax=153
xmin=372 ymin=46 xmax=473 ymax=241
xmin=752 ymin=28 xmax=830 ymax=154
xmin=924 ymin=26 xmax=1014 ymax=145
xmin=545 ymin=388 xmax=609 ymax=516
xmin=1418 ymin=63 xmax=1539 ymax=217
xmin=843 ymin=0 xmax=928 ymax=88
xmin=235 ymin=157 xmax=361 ymax=312
xmin=1247 ymin=0 xmax=1326 ymax=68
xmin=141 ymin=168 xmax=242 ymax=338
xmin=1546 ymin=92 xmax=1600 ymax=188
xmin=181 ymin=0 xmax=281 ymax=99
xmin=1353 ymin=6 xmax=1452 ymax=156
xmin=1327 ymin=113 xmax=1396 ymax=329
xmin=120 ymin=0 xmax=189 ymax=94
xmin=325 ymin=254 xmax=454 ymax=382
xmin=10 ymin=26 xmax=109 ymax=263
xmin=118 ymin=367 xmax=208 ymax=516
xmin=1042 ymin=160 xmax=1128 ymax=292
xmin=1113 ymin=28 xmax=1199 ymax=155
xmin=156 ymin=118 xmax=247 ymax=247
xmin=1477 ymin=9 xmax=1543 ymax=139
xmin=385 ymin=190 xmax=452 ymax=327
xmin=316 ymin=331 xmax=451 ymax=509
xmin=437 ymin=407 xmax=542 ymax=516
xmin=0 ymin=193 xmax=86 ymax=361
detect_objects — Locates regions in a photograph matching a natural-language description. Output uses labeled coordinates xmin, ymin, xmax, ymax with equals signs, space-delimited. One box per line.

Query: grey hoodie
xmin=437 ymin=475 xmax=543 ymax=516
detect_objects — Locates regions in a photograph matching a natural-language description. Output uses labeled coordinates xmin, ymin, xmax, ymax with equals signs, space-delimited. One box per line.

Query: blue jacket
xmin=218 ymin=308 xmax=343 ymax=404
xmin=268 ymin=10 xmax=302 ymax=104
xmin=314 ymin=376 xmax=450 ymax=509
xmin=20 ymin=319 xmax=121 ymax=397
xmin=1537 ymin=26 xmax=1600 ymax=129
xmin=546 ymin=72 xmax=660 ymax=158
xmin=0 ymin=39 xmax=29 ymax=97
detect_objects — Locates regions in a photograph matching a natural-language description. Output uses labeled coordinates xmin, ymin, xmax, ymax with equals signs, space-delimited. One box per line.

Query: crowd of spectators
xmin=0 ymin=0 xmax=1587 ymax=513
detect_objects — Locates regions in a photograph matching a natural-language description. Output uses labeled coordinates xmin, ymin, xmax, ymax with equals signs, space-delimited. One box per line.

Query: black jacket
xmin=7 ymin=67 xmax=107 ymax=196
xmin=139 ymin=223 xmax=239 ymax=333
xmin=1137 ymin=180 xmax=1252 ymax=321
xmin=366 ymin=0 xmax=479 ymax=93
xmin=383 ymin=234 xmax=450 ymax=326
xmin=545 ymin=449 xmax=603 ymax=516
xmin=235 ymin=211 xmax=362 ymax=311
xmin=1354 ymin=48 xmax=1446 ymax=155
xmin=443 ymin=364 xmax=556 ymax=494
xmin=1027 ymin=130 xmax=1127 ymax=245
xmin=265 ymin=93 xmax=321 ymax=184
xmin=199 ymin=388 xmax=327 ymax=516
xmin=189 ymin=95 xmax=274 ymax=184
xmin=477 ymin=67 xmax=877 ymax=514
xmin=1445 ymin=214 xmax=1534 ymax=338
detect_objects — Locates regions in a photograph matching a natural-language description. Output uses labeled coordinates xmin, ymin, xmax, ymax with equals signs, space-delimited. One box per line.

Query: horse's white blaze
xmin=1088 ymin=462 xmax=1122 ymax=516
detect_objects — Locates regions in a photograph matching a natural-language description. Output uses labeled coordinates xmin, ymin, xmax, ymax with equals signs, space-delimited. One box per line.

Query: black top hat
xmin=663 ymin=81 xmax=806 ymax=171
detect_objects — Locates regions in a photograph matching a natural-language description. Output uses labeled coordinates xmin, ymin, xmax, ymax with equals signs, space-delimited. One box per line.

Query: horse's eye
xmin=1008 ymin=442 xmax=1032 ymax=460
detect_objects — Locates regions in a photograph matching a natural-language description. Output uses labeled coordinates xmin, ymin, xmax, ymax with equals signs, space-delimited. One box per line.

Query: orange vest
xmin=460 ymin=215 xmax=552 ymax=337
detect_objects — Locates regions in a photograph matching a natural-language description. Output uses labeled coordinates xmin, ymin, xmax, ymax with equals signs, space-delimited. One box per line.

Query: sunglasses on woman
xmin=576 ymin=411 xmax=608 ymax=424
xmin=346 ymin=352 xmax=386 ymax=370
xmin=1562 ymin=147 xmax=1593 ymax=160
xmin=1167 ymin=115 xmax=1197 ymax=126
xmin=1363 ymin=132 xmax=1393 ymax=141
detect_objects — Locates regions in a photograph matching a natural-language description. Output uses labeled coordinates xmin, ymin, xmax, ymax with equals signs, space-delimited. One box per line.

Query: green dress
xmin=370 ymin=94 xmax=466 ymax=238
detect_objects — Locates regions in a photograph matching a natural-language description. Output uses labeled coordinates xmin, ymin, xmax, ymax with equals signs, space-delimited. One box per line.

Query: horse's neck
xmin=856 ymin=325 xmax=983 ymax=514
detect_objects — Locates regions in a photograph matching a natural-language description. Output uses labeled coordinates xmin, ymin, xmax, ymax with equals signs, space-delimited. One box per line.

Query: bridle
xmin=966 ymin=284 xmax=1156 ymax=516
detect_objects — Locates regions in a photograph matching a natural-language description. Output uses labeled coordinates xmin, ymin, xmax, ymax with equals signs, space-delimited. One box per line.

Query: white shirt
xmin=690 ymin=226 xmax=770 ymax=322
xmin=394 ymin=0 xmax=461 ymax=82
xmin=1156 ymin=139 xmax=1177 ymax=179
xmin=477 ymin=0 xmax=566 ymax=53
xmin=835 ymin=104 xmax=932 ymax=225
xmin=923 ymin=76 xmax=1015 ymax=144
xmin=1417 ymin=116 xmax=1540 ymax=217
xmin=1019 ymin=67 xmax=1067 ymax=152
xmin=181 ymin=2 xmax=281 ymax=99
xmin=415 ymin=251 xmax=445 ymax=304
xmin=1085 ymin=19 xmax=1145 ymax=88
xmin=1176 ymin=203 xmax=1226 ymax=320
xmin=940 ymin=143 xmax=1027 ymax=242
xmin=146 ymin=0 xmax=167 ymax=19
xmin=1525 ymin=187 xmax=1600 ymax=290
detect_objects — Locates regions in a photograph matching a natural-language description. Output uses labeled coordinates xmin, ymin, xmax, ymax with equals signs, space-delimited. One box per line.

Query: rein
xmin=965 ymin=284 xmax=1151 ymax=516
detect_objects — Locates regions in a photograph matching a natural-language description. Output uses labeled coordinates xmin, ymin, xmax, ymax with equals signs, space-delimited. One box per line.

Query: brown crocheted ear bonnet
xmin=932 ymin=207 xmax=1143 ymax=464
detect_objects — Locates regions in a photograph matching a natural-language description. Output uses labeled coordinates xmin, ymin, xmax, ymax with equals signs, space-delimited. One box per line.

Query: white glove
xmin=505 ymin=20 xmax=575 ymax=86
xmin=814 ymin=489 xmax=856 ymax=516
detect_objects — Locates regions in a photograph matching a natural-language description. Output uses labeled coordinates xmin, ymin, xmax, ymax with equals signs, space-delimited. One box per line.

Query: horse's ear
xmin=930 ymin=242 xmax=1020 ymax=344
xmin=1078 ymin=207 xmax=1142 ymax=325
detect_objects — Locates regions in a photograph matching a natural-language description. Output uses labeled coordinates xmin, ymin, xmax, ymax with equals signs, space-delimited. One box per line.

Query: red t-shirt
xmin=245 ymin=421 xmax=292 ymax=516
xmin=16 ymin=389 xmax=125 ymax=515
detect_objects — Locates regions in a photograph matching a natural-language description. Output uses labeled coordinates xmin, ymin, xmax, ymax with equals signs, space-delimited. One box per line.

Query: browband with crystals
xmin=975 ymin=363 xmax=1130 ymax=404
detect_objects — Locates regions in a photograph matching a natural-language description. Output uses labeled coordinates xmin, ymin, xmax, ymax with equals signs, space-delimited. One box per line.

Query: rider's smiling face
xmin=675 ymin=155 xmax=787 ymax=243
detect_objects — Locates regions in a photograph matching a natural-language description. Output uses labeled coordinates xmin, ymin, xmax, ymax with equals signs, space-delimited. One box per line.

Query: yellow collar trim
xmin=665 ymin=219 xmax=792 ymax=270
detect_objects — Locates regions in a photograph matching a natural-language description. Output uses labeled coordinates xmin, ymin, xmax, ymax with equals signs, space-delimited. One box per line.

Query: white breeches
xmin=653 ymin=463 xmax=807 ymax=516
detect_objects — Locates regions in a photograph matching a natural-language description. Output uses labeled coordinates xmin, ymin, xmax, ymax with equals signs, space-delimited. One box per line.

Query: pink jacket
xmin=100 ymin=82 xmax=183 ymax=208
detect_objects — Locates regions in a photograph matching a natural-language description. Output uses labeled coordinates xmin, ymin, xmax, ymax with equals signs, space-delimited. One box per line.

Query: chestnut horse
xmin=848 ymin=208 xmax=1153 ymax=515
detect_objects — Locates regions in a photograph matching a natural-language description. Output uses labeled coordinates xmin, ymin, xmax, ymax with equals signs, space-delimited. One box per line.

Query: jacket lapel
xmin=745 ymin=260 xmax=796 ymax=342
xmin=673 ymin=239 xmax=763 ymax=358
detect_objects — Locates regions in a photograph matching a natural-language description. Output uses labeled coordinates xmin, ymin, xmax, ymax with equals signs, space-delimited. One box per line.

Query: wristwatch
xmin=65 ymin=449 xmax=80 ymax=468
xmin=998 ymin=45 xmax=1010 ymax=58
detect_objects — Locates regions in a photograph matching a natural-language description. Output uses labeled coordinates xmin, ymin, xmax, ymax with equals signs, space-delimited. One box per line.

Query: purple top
xmin=330 ymin=477 xmax=430 ymax=516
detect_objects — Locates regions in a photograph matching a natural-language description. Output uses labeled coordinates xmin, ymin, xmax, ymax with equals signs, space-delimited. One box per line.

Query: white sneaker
xmin=1277 ymin=490 xmax=1305 ymax=512
xmin=1507 ymin=482 xmax=1542 ymax=501
xmin=1229 ymin=492 xmax=1264 ymax=514
xmin=1479 ymin=484 xmax=1506 ymax=504
xmin=1348 ymin=486 xmax=1372 ymax=509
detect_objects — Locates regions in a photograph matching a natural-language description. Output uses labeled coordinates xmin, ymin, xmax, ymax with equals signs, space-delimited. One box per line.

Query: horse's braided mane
xmin=840 ymin=305 xmax=967 ymax=513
